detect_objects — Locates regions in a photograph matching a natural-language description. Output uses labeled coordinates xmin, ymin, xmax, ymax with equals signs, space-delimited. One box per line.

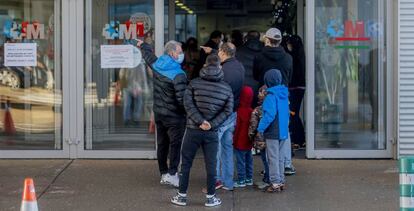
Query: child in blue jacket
xmin=256 ymin=69 xmax=290 ymax=193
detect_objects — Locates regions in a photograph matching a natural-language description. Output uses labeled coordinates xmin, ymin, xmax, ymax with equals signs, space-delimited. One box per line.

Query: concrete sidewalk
xmin=0 ymin=157 xmax=398 ymax=211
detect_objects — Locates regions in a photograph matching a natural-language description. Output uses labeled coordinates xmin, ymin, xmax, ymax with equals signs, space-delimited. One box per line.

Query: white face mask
xmin=175 ymin=53 xmax=185 ymax=64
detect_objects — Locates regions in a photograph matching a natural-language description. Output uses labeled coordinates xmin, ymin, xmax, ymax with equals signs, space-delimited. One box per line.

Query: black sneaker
xmin=285 ymin=167 xmax=296 ymax=176
xmin=205 ymin=195 xmax=222 ymax=207
xmin=171 ymin=193 xmax=187 ymax=206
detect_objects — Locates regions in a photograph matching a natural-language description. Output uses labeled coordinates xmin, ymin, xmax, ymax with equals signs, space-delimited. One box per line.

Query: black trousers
xmin=156 ymin=118 xmax=185 ymax=175
xmin=179 ymin=128 xmax=218 ymax=196
xmin=289 ymin=89 xmax=306 ymax=146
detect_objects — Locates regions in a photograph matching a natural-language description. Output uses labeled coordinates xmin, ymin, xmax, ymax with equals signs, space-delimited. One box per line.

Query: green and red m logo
xmin=329 ymin=20 xmax=371 ymax=49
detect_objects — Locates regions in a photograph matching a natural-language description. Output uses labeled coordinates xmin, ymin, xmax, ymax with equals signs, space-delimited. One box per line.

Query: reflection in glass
xmin=85 ymin=0 xmax=155 ymax=150
xmin=314 ymin=0 xmax=386 ymax=150
xmin=0 ymin=0 xmax=61 ymax=150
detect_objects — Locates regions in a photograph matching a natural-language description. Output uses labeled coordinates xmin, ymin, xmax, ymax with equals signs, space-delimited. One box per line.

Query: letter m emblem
xmin=344 ymin=21 xmax=365 ymax=38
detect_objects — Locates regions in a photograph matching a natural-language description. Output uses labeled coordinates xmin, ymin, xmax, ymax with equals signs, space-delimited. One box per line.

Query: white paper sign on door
xmin=101 ymin=45 xmax=135 ymax=68
xmin=4 ymin=43 xmax=37 ymax=67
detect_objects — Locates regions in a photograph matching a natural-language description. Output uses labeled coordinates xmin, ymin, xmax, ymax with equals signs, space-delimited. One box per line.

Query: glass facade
xmin=0 ymin=0 xmax=395 ymax=158
xmin=0 ymin=0 xmax=61 ymax=150
xmin=84 ymin=0 xmax=156 ymax=150
xmin=314 ymin=0 xmax=386 ymax=150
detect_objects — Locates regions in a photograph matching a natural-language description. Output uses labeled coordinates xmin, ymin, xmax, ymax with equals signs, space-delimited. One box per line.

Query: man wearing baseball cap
xmin=252 ymin=28 xmax=292 ymax=87
xmin=252 ymin=28 xmax=296 ymax=186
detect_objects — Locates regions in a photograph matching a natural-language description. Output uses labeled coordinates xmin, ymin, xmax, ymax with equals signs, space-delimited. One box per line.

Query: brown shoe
xmin=280 ymin=183 xmax=286 ymax=190
xmin=265 ymin=184 xmax=282 ymax=193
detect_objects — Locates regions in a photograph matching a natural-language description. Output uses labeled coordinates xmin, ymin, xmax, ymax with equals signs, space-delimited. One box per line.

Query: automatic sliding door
xmin=307 ymin=0 xmax=392 ymax=158
xmin=83 ymin=0 xmax=156 ymax=154
xmin=0 ymin=0 xmax=66 ymax=158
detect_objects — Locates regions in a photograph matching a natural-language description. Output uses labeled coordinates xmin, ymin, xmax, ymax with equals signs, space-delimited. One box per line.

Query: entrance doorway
xmin=171 ymin=0 xmax=393 ymax=158
xmin=171 ymin=0 xmax=304 ymax=47
xmin=171 ymin=0 xmax=307 ymax=158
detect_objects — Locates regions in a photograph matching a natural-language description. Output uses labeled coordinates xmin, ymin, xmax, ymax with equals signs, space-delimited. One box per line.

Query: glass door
xmin=78 ymin=0 xmax=164 ymax=158
xmin=0 ymin=0 xmax=69 ymax=158
xmin=306 ymin=0 xmax=393 ymax=158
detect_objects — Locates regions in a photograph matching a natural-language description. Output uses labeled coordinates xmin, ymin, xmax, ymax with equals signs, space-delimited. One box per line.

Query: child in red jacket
xmin=233 ymin=86 xmax=254 ymax=188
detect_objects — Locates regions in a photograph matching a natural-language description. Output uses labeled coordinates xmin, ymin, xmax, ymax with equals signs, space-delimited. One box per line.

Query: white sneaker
xmin=205 ymin=195 xmax=222 ymax=207
xmin=160 ymin=174 xmax=168 ymax=185
xmin=171 ymin=192 xmax=187 ymax=206
xmin=165 ymin=173 xmax=179 ymax=187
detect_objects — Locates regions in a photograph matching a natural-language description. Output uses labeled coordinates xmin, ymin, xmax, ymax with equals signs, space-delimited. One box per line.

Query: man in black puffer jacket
xmin=139 ymin=40 xmax=187 ymax=188
xmin=171 ymin=55 xmax=233 ymax=207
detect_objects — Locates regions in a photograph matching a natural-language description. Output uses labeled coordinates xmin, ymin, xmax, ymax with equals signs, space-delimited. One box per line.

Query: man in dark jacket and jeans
xmin=171 ymin=54 xmax=233 ymax=207
xmin=200 ymin=42 xmax=245 ymax=190
xmin=138 ymin=40 xmax=187 ymax=187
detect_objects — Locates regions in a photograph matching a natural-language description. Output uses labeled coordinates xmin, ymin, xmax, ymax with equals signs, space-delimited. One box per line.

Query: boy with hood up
xmin=256 ymin=69 xmax=290 ymax=193
xmin=233 ymin=86 xmax=254 ymax=188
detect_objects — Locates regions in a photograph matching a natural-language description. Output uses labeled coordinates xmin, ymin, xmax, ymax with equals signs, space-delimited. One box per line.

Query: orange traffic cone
xmin=114 ymin=82 xmax=121 ymax=106
xmin=4 ymin=103 xmax=16 ymax=135
xmin=20 ymin=178 xmax=39 ymax=211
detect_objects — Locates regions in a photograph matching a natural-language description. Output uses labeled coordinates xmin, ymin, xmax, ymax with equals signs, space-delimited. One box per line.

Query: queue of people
xmin=136 ymin=27 xmax=306 ymax=207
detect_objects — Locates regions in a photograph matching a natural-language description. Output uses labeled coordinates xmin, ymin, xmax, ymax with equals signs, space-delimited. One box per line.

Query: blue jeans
xmin=260 ymin=149 xmax=269 ymax=183
xmin=216 ymin=112 xmax=237 ymax=189
xmin=282 ymin=135 xmax=293 ymax=168
xmin=123 ymin=89 xmax=142 ymax=122
xmin=235 ymin=149 xmax=253 ymax=182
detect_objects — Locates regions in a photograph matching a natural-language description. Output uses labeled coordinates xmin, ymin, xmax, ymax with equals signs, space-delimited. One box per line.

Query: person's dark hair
xmin=210 ymin=30 xmax=223 ymax=40
xmin=185 ymin=37 xmax=198 ymax=51
xmin=246 ymin=30 xmax=260 ymax=40
xmin=206 ymin=54 xmax=221 ymax=66
xmin=287 ymin=35 xmax=304 ymax=52
xmin=219 ymin=42 xmax=236 ymax=58
xmin=286 ymin=35 xmax=305 ymax=71
xmin=231 ymin=30 xmax=243 ymax=48
xmin=186 ymin=37 xmax=197 ymax=45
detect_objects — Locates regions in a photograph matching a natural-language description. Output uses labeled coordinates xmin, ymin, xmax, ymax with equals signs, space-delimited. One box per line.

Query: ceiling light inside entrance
xmin=175 ymin=1 xmax=194 ymax=15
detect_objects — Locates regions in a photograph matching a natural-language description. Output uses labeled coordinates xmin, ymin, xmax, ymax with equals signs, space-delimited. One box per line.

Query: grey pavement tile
xmin=0 ymin=160 xmax=71 ymax=211
xmin=0 ymin=158 xmax=398 ymax=211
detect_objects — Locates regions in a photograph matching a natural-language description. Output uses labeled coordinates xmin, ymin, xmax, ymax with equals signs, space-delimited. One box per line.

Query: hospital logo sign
xmin=3 ymin=20 xmax=45 ymax=40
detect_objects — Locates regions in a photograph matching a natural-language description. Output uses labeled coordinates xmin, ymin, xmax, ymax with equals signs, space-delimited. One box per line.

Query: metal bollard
xmin=400 ymin=157 xmax=414 ymax=211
